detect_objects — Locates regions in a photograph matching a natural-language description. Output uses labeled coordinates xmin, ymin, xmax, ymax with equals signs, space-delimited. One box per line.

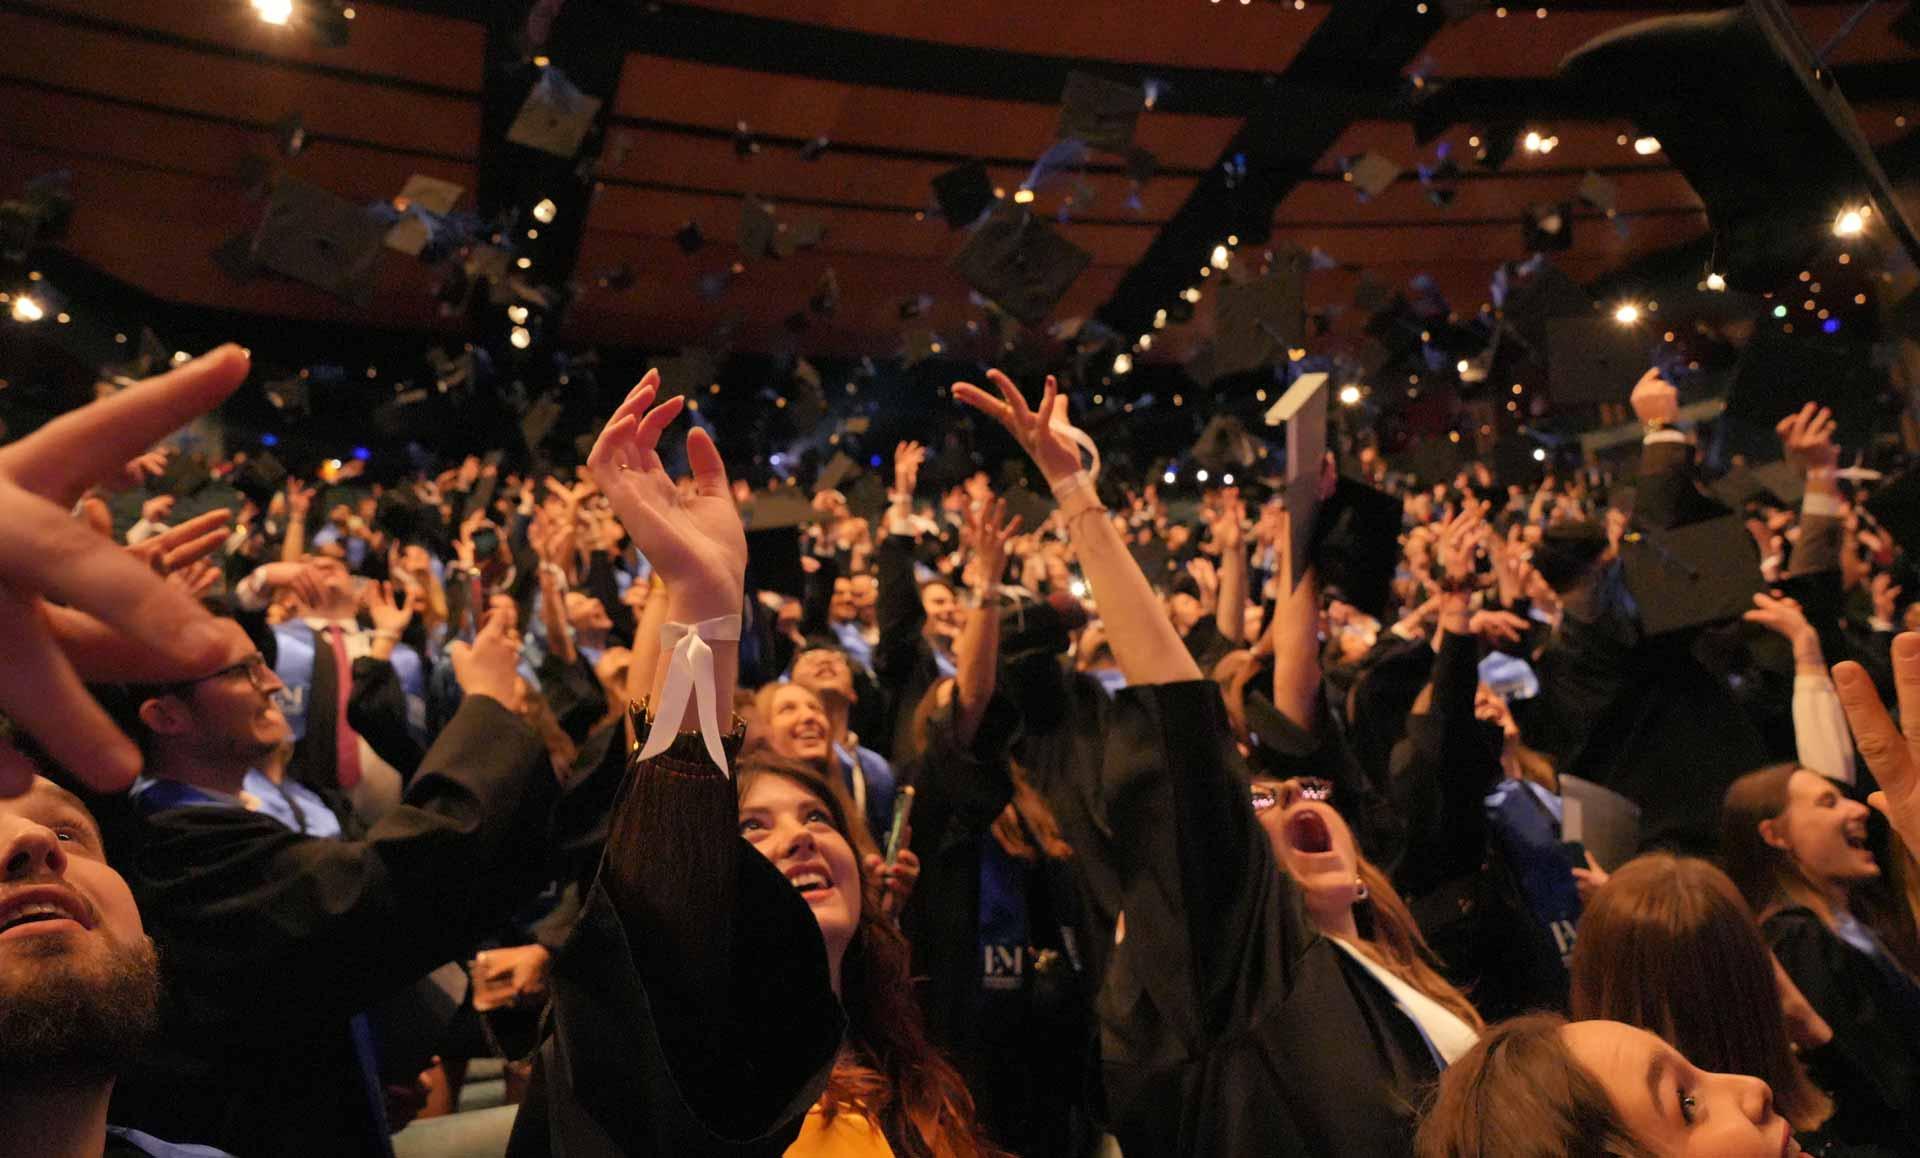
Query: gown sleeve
xmin=1094 ymin=680 xmax=1316 ymax=1059
xmin=507 ymin=712 xmax=845 ymax=1158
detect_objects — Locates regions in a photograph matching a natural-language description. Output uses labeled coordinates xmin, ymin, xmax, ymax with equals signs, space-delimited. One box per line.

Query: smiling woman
xmin=1719 ymin=766 xmax=1920 ymax=1151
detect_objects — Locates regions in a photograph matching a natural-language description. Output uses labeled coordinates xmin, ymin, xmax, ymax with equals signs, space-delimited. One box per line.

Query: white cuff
xmin=1801 ymin=491 xmax=1842 ymax=518
xmin=1642 ymin=429 xmax=1688 ymax=446
xmin=637 ymin=616 xmax=743 ymax=774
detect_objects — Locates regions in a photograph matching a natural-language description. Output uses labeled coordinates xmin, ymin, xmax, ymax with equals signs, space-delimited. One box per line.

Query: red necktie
xmin=325 ymin=624 xmax=364 ymax=791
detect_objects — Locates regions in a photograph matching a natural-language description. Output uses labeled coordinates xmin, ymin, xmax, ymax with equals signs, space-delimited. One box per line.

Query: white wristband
xmin=1052 ymin=471 xmax=1093 ymax=503
xmin=637 ymin=615 xmax=743 ymax=775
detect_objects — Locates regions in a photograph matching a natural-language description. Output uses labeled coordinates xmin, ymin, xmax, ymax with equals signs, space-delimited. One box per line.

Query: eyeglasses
xmin=171 ymin=654 xmax=276 ymax=695
xmin=1250 ymin=777 xmax=1335 ymax=813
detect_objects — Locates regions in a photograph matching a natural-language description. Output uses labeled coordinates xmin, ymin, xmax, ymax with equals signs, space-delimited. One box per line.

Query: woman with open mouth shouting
xmin=952 ymin=369 xmax=1483 ymax=1157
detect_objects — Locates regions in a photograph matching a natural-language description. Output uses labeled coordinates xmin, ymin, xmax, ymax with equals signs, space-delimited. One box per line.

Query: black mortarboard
xmin=1211 ymin=261 xmax=1307 ymax=382
xmin=674 ymin=220 xmax=704 ymax=254
xmin=949 ymin=203 xmax=1091 ymax=325
xmin=739 ymin=196 xmax=778 ymax=260
xmin=1865 ymin=469 xmax=1920 ymax=557
xmin=1727 ymin=326 xmax=1882 ymax=445
xmin=799 ymin=135 xmax=831 ymax=161
xmin=1310 ymin=477 xmax=1403 ymax=621
xmin=383 ymin=174 xmax=463 ymax=257
xmin=506 ymin=66 xmax=602 ymax=159
xmin=1545 ymin=316 xmax=1651 ymax=408
xmin=234 ymin=452 xmax=289 ymax=506
xmin=1002 ymin=485 xmax=1057 ymax=533
xmin=931 ymin=161 xmax=996 ymax=231
xmin=745 ymin=528 xmax=805 ymax=599
xmin=1522 ymin=202 xmax=1575 ymax=253
xmin=251 ymin=178 xmax=384 ymax=305
xmin=1533 ymin=520 xmax=1611 ymax=592
xmin=815 ymin=452 xmax=860 ymax=495
xmin=1576 ymin=170 xmax=1619 ymax=216
xmin=157 ymin=454 xmax=212 ymax=499
xmin=1560 ymin=7 xmax=1919 ymax=290
xmin=1618 ymin=515 xmax=1763 ymax=637
xmin=1056 ymin=71 xmax=1144 ymax=155
xmin=846 ymin=473 xmax=890 ymax=523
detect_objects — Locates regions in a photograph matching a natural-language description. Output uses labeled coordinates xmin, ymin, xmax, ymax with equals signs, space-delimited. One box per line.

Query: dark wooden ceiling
xmin=3 ymin=0 xmax=1916 ymax=365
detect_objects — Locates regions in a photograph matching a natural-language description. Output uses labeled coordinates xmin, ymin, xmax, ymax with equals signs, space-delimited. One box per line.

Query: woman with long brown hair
xmin=1720 ymin=763 xmax=1920 ymax=1152
xmin=736 ymin=755 xmax=1006 ymax=1158
xmin=508 ymin=374 xmax=998 ymax=1157
xmin=1569 ymin=854 xmax=1846 ymax=1145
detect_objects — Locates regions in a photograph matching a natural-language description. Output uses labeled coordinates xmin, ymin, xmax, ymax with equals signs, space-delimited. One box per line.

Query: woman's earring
xmin=1353 ymin=876 xmax=1370 ymax=901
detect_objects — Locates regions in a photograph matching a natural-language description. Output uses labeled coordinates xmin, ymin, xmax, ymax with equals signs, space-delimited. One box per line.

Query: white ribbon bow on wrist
xmin=1050 ymin=408 xmax=1102 ymax=483
xmin=637 ymin=614 xmax=743 ymax=775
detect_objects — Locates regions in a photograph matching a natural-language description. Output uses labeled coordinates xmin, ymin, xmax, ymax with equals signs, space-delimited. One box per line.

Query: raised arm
xmin=1746 ymin=592 xmax=1856 ymax=785
xmin=954 ymin=370 xmax=1199 ymax=686
xmin=1211 ymin=489 xmax=1250 ymax=646
xmin=953 ymin=496 xmax=1020 ymax=746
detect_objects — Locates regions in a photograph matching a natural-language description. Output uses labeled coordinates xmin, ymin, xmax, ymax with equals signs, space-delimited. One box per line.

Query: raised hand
xmin=139 ymin=494 xmax=176 ymax=526
xmin=893 ymin=441 xmax=926 ymax=499
xmin=951 ymin=371 xmax=1084 ymax=487
xmin=587 ymin=370 xmax=745 ymax=623
xmin=116 ymin=449 xmax=171 ymax=491
xmin=1629 ymin=367 xmax=1679 ymax=427
xmin=966 ymin=496 xmax=1023 ymax=594
xmin=1832 ymin=634 xmax=1920 ymax=855
xmin=285 ymin=478 xmax=316 ymax=520
xmin=1775 ymin=403 xmax=1840 ymax=474
xmin=256 ymin=561 xmax=326 ymax=609
xmin=1741 ymin=591 xmax=1818 ymax=655
xmin=449 ymin=609 xmax=525 ymax=713
xmin=1873 ymin=572 xmax=1904 ymax=626
xmin=363 ymin=580 xmax=416 ymax=637
xmin=0 ymin=346 xmax=248 ymax=795
xmin=126 ymin=508 xmax=233 ymax=578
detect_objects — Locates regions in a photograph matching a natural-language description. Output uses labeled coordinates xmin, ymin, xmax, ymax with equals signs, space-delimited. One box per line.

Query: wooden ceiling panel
xmin=1323 ymin=119 xmax=1671 ymax=175
xmin=566 ymin=227 xmax=1124 ymax=354
xmin=675 ymin=0 xmax=1324 ymax=73
xmin=1425 ymin=4 xmax=1919 ymax=80
xmin=0 ymin=86 xmax=473 ymax=200
xmin=27 ymin=0 xmax=484 ymax=92
xmin=616 ymin=54 xmax=1240 ymax=168
xmin=584 ymin=185 xmax=1151 ymax=267
xmin=1277 ymin=167 xmax=1701 ymax=223
xmin=1 ymin=143 xmax=450 ymax=331
xmin=598 ymin=129 xmax=1199 ymax=219
xmin=0 ymin=9 xmax=479 ymax=158
xmin=1270 ymin=212 xmax=1706 ymax=272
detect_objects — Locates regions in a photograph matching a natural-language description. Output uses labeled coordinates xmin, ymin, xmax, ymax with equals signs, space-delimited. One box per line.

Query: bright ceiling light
xmin=1613 ymin=303 xmax=1641 ymax=325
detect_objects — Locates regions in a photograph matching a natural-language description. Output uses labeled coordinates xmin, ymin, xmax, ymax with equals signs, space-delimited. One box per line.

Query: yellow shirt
xmin=785 ymin=1104 xmax=895 ymax=1158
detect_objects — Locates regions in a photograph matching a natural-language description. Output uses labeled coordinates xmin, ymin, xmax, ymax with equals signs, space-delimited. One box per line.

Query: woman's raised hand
xmin=951 ymin=370 xmax=1084 ymax=488
xmin=587 ymin=369 xmax=745 ymax=623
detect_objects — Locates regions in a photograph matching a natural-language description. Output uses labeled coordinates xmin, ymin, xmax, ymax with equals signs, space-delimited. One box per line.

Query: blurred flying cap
xmin=903 ymin=329 xmax=943 ymax=366
xmin=1560 ymin=7 xmax=1920 ymax=289
xmin=739 ymin=196 xmax=778 ymax=260
xmin=506 ymin=66 xmax=602 ymax=159
xmin=740 ymin=487 xmax=818 ymax=531
xmin=846 ymin=473 xmax=890 ymax=523
xmin=1522 ymin=201 xmax=1575 ymax=253
xmin=1211 ymin=260 xmax=1307 ymax=381
xmin=1618 ymin=515 xmax=1763 ymax=636
xmin=674 ymin=220 xmax=704 ymax=254
xmin=211 ymin=232 xmax=264 ymax=283
xmin=250 ymin=178 xmax=384 ymax=305
xmin=1309 ymin=476 xmax=1403 ymax=620
xmin=799 ymin=135 xmax=832 ymax=161
xmin=233 ymin=452 xmax=289 ymax=506
xmin=1344 ymin=152 xmax=1403 ymax=200
xmin=1545 ymin=316 xmax=1651 ymax=408
xmin=383 ymin=175 xmax=464 ymax=257
xmin=1575 ymin=170 xmax=1619 ymax=215
xmin=949 ymin=202 xmax=1091 ymax=325
xmin=1125 ymin=145 xmax=1158 ymax=185
xmin=1056 ymin=71 xmax=1145 ymax=155
xmin=1271 ymin=371 xmax=1329 ymax=586
xmin=1002 ymin=484 xmax=1058 ymax=533
xmin=899 ymin=292 xmax=935 ymax=321
xmin=815 ymin=451 xmax=860 ymax=495
xmin=931 ymin=161 xmax=996 ymax=231
xmin=274 ymin=112 xmax=309 ymax=159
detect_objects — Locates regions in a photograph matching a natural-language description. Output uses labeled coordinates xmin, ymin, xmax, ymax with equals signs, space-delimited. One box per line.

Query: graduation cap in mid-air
xmin=250 ymin=178 xmax=385 ymax=305
xmin=931 ymin=161 xmax=996 ymax=231
xmin=949 ymin=203 xmax=1091 ymax=325
xmin=1055 ymin=71 xmax=1145 ymax=155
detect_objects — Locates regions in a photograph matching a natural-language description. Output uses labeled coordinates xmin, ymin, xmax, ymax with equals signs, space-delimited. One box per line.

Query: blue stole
xmin=271 ymin=622 xmax=428 ymax=748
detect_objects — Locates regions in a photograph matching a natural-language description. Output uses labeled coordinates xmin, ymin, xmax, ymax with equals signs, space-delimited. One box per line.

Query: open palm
xmin=952 ymin=370 xmax=1085 ymax=487
xmin=587 ymin=370 xmax=746 ymax=621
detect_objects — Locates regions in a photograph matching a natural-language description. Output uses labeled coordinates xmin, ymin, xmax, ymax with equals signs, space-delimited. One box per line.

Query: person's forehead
xmin=5 ymin=777 xmax=102 ymax=841
xmin=743 ymin=774 xmax=828 ymax=813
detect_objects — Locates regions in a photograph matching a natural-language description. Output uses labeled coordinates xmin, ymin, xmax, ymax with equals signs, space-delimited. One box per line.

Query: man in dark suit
xmin=103 ymin=613 xmax=555 ymax=1158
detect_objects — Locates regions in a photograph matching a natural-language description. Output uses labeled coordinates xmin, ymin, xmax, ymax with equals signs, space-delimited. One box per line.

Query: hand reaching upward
xmin=951 ymin=371 xmax=1085 ymax=488
xmin=587 ymin=370 xmax=746 ymax=623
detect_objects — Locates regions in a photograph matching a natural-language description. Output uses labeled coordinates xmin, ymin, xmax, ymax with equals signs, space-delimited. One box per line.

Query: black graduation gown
xmin=1093 ymin=682 xmax=1443 ymax=1157
xmin=875 ymin=532 xmax=948 ymax=759
xmin=107 ymin=696 xmax=556 ymax=1158
xmin=1765 ymin=907 xmax=1920 ymax=1154
xmin=506 ymin=722 xmax=844 ymax=1157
